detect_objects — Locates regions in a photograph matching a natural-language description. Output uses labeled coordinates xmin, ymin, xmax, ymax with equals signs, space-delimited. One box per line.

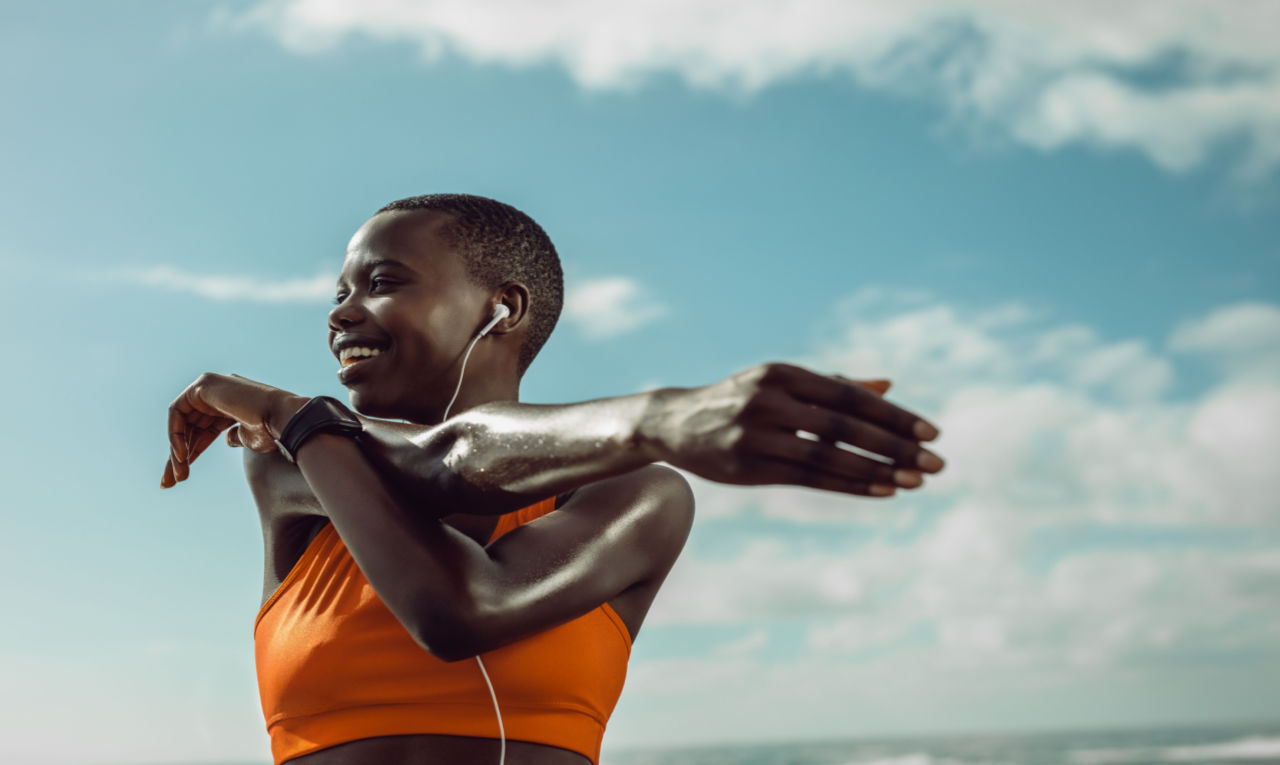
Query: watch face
xmin=318 ymin=397 xmax=361 ymax=426
xmin=275 ymin=398 xmax=363 ymax=463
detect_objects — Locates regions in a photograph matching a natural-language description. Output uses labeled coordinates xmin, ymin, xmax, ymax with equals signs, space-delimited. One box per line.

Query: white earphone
xmin=477 ymin=303 xmax=511 ymax=339
xmin=439 ymin=302 xmax=512 ymax=765
xmin=443 ymin=302 xmax=508 ymax=422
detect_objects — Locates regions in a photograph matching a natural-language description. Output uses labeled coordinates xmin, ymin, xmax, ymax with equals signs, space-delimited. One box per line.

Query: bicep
xmin=462 ymin=465 xmax=694 ymax=654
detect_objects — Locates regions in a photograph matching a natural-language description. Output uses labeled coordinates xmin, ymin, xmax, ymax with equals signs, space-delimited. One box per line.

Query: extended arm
xmin=336 ymin=363 xmax=941 ymax=518
xmin=358 ymin=394 xmax=665 ymax=519
xmin=286 ymin=388 xmax=672 ymax=519
xmin=169 ymin=364 xmax=939 ymax=507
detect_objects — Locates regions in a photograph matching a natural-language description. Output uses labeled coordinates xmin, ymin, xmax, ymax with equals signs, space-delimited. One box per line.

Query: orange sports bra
xmin=253 ymin=494 xmax=632 ymax=765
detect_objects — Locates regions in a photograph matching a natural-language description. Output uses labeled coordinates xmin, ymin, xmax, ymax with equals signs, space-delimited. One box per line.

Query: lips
xmin=339 ymin=347 xmax=384 ymax=367
xmin=337 ymin=348 xmax=386 ymax=384
xmin=332 ymin=333 xmax=392 ymax=384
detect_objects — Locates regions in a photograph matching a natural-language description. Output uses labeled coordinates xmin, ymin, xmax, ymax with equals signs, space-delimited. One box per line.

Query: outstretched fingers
xmin=777 ymin=364 xmax=940 ymax=443
xmin=786 ymin=402 xmax=940 ymax=475
xmin=731 ymin=364 xmax=945 ymax=496
xmin=745 ymin=427 xmax=911 ymax=495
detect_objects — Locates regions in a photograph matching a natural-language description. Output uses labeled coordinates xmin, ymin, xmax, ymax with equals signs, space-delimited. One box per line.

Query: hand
xmin=641 ymin=362 xmax=943 ymax=497
xmin=161 ymin=372 xmax=306 ymax=488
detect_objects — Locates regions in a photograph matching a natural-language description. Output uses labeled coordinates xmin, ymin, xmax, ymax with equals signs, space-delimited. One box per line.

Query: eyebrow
xmin=335 ymin=258 xmax=415 ymax=288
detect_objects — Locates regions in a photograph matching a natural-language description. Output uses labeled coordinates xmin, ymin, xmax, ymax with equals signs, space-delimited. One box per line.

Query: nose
xmin=328 ymin=294 xmax=366 ymax=332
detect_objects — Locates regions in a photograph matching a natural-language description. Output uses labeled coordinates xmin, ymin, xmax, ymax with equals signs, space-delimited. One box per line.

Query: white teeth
xmin=339 ymin=346 xmax=383 ymax=363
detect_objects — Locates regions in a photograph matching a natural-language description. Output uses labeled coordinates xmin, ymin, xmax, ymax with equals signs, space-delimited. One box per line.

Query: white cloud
xmin=1169 ymin=301 xmax=1280 ymax=382
xmin=711 ymin=627 xmax=769 ymax=658
xmin=227 ymin=0 xmax=1280 ymax=178
xmin=1009 ymin=70 xmax=1280 ymax=181
xmin=612 ymin=544 xmax=1280 ymax=746
xmin=116 ymin=264 xmax=334 ymax=303
xmin=563 ymin=275 xmax=668 ymax=340
xmin=634 ymin=291 xmax=1280 ymax=704
xmin=650 ymin=537 xmax=877 ymax=625
xmin=806 ymin=615 xmax=921 ymax=657
xmin=802 ymin=290 xmax=1280 ymax=526
xmin=632 ymin=288 xmax=1280 ymax=717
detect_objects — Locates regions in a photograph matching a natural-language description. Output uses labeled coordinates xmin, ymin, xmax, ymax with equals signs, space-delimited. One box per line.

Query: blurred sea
xmin=119 ymin=721 xmax=1280 ymax=765
xmin=599 ymin=720 xmax=1280 ymax=765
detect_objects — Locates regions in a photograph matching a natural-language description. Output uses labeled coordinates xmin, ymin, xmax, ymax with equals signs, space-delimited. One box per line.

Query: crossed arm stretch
xmin=259 ymin=387 xmax=686 ymax=661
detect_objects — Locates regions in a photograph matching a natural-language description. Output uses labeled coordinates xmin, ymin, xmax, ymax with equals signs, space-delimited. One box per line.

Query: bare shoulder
xmin=557 ymin=463 xmax=696 ymax=582
xmin=563 ymin=464 xmax=694 ymax=526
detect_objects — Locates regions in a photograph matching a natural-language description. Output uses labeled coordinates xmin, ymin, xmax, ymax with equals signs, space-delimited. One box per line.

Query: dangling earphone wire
xmin=442 ymin=302 xmax=511 ymax=765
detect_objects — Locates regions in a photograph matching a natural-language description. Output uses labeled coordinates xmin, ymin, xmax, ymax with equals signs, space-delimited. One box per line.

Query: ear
xmin=489 ymin=282 xmax=531 ymax=334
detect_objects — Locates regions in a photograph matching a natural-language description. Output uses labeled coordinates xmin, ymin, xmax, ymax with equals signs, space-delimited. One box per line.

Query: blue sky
xmin=2 ymin=2 xmax=1279 ymax=764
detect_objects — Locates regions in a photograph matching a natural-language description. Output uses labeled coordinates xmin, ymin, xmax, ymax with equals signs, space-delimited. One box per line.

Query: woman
xmin=161 ymin=193 xmax=944 ymax=765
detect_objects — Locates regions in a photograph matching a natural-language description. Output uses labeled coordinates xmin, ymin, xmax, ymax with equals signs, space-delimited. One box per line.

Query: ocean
xmin=599 ymin=721 xmax=1280 ymax=765
xmin=103 ymin=721 xmax=1280 ymax=765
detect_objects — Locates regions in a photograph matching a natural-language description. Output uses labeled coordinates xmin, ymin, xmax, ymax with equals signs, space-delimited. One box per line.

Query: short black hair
xmin=376 ymin=193 xmax=563 ymax=379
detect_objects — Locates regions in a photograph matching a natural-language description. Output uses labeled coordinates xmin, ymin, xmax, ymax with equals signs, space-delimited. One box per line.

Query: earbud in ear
xmin=476 ymin=303 xmax=511 ymax=338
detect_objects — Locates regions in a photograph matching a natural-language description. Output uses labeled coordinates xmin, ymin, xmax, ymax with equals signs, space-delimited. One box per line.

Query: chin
xmin=343 ymin=385 xmax=393 ymax=418
xmin=345 ymin=385 xmax=425 ymax=423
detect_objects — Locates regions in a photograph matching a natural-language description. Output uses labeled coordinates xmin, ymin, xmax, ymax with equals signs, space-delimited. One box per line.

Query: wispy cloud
xmin=225 ymin=0 xmax=1280 ymax=179
xmin=115 ymin=264 xmax=334 ymax=303
xmin=1169 ymin=301 xmax=1280 ymax=382
xmin=563 ymin=275 xmax=668 ymax=340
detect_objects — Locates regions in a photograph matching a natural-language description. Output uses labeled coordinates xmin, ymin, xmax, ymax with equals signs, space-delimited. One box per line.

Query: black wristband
xmin=273 ymin=396 xmax=363 ymax=463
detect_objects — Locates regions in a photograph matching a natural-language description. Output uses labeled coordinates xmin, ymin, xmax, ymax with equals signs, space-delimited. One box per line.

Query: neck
xmin=406 ymin=344 xmax=521 ymax=426
xmin=435 ymin=373 xmax=520 ymax=424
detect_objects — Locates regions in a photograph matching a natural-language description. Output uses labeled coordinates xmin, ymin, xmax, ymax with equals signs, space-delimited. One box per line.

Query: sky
xmin=1 ymin=2 xmax=1279 ymax=763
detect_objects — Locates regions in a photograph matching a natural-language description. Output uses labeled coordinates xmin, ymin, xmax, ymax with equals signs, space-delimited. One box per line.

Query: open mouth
xmin=339 ymin=347 xmax=384 ymax=368
xmin=336 ymin=345 xmax=389 ymax=383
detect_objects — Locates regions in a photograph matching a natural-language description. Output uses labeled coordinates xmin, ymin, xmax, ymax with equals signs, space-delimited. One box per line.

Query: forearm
xmin=434 ymin=388 xmax=671 ymax=514
xmin=328 ymin=388 xmax=674 ymax=517
xmin=290 ymin=432 xmax=489 ymax=656
xmin=347 ymin=415 xmax=459 ymax=518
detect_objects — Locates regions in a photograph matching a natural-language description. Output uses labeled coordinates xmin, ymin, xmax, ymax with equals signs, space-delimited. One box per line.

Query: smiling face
xmin=328 ymin=209 xmax=492 ymax=421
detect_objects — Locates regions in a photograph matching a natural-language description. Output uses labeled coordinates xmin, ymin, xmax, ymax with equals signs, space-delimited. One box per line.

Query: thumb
xmin=859 ymin=379 xmax=892 ymax=396
xmin=833 ymin=373 xmax=892 ymax=396
xmin=226 ymin=425 xmax=243 ymax=448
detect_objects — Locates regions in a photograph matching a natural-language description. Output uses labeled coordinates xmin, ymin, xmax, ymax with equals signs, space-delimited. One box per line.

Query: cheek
xmin=425 ymin=303 xmax=474 ymax=348
xmin=384 ymin=306 xmax=458 ymax=366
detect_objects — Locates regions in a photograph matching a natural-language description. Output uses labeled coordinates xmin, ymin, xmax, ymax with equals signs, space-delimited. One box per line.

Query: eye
xmin=371 ymin=276 xmax=395 ymax=291
xmin=331 ymin=293 xmax=347 ymax=305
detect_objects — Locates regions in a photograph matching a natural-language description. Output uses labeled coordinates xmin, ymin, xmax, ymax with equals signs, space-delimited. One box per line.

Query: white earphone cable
xmin=442 ymin=317 xmax=505 ymax=765
xmin=474 ymin=653 xmax=506 ymax=765
xmin=442 ymin=332 xmax=480 ymax=424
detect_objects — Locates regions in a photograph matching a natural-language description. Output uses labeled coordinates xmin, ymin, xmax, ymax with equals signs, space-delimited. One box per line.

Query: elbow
xmin=415 ymin=580 xmax=511 ymax=662
xmin=412 ymin=600 xmax=481 ymax=663
xmin=419 ymin=624 xmax=478 ymax=663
